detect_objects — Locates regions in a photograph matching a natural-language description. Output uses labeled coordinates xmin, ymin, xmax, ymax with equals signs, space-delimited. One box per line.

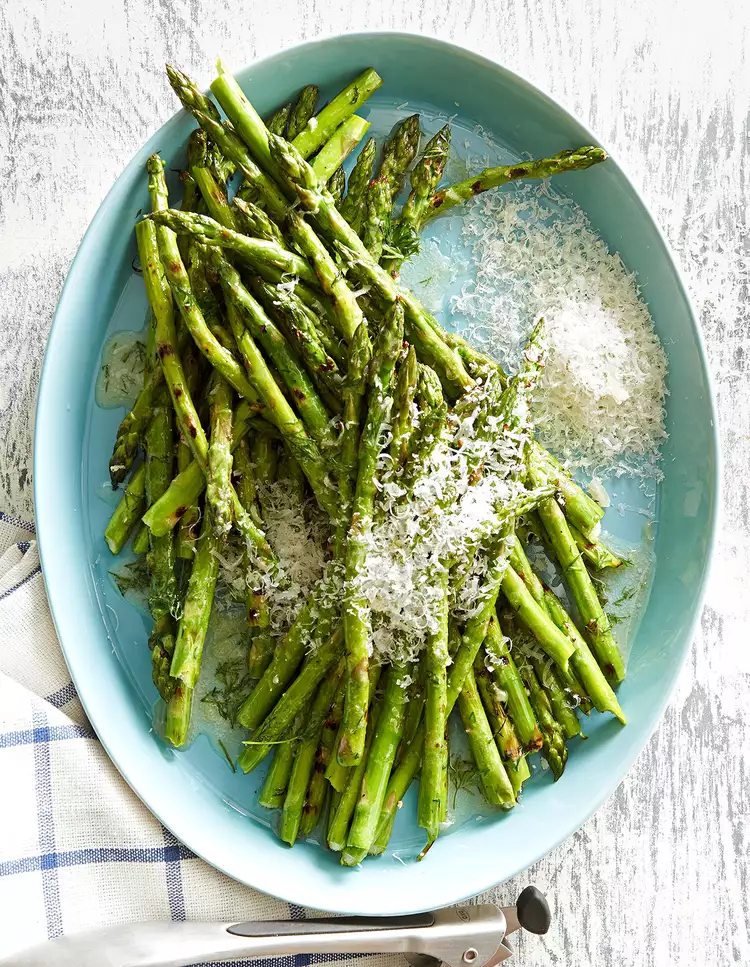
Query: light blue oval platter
xmin=34 ymin=32 xmax=718 ymax=915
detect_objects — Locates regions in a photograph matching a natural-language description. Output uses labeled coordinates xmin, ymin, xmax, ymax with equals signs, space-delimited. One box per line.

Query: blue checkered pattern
xmin=0 ymin=513 xmax=401 ymax=967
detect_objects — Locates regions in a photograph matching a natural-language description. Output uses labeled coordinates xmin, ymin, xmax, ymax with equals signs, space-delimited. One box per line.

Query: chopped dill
xmin=110 ymin=557 xmax=149 ymax=597
xmin=448 ymin=754 xmax=480 ymax=809
xmin=201 ymin=658 xmax=254 ymax=728
xmin=218 ymin=739 xmax=236 ymax=772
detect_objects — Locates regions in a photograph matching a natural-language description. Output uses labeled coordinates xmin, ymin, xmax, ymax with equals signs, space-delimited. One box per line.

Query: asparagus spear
xmin=342 ymin=661 xmax=408 ymax=864
xmin=146 ymin=209 xmax=320 ymax=288
xmin=267 ymin=134 xmax=473 ymax=395
xmin=370 ymin=526 xmax=515 ymax=854
xmin=418 ymin=569 xmax=449 ymax=849
xmin=142 ymin=400 xmax=269 ymax=537
xmin=387 ymin=124 xmax=451 ymax=273
xmin=327 ymin=702 xmax=380 ymax=853
xmin=217 ymin=257 xmax=335 ymax=452
xmin=108 ymin=373 xmax=161 ymax=488
xmin=339 ymin=302 xmax=404 ymax=767
xmin=474 ymin=651 xmax=526 ymax=769
xmin=104 ymin=463 xmax=147 ymax=554
xmin=238 ymin=628 xmax=344 ymax=772
xmin=485 ymin=617 xmax=543 ymax=752
xmin=205 ymin=376 xmax=234 ymax=537
xmin=389 ymin=344 xmax=418 ymax=469
xmin=280 ymin=659 xmax=344 ymax=845
xmin=499 ymin=566 xmax=575 ymax=672
xmin=311 ymin=116 xmax=370 ymax=183
xmin=335 ymin=323 xmax=372 ymax=551
xmin=258 ymin=711 xmax=304 ymax=809
xmin=569 ymin=523 xmax=623 ymax=570
xmin=265 ymin=102 xmax=291 ymax=137
xmin=166 ymin=64 xmax=221 ymax=122
xmin=251 ymin=279 xmax=343 ymax=406
xmin=165 ymin=506 xmax=222 ymax=741
xmin=300 ymin=687 xmax=344 ymax=837
xmin=529 ymin=463 xmax=625 ymax=684
xmin=232 ymin=197 xmax=285 ymax=246
xmin=361 ymin=177 xmax=392 ymax=262
xmin=233 ymin=438 xmax=270 ymax=637
xmin=327 ymin=166 xmax=346 ymax=206
xmin=457 ymin=666 xmax=515 ymax=808
xmin=266 ymin=69 xmax=383 ymax=159
xmin=191 ymin=165 xmax=237 ymax=230
xmin=145 ymin=386 xmax=178 ymax=662
xmin=237 ymin=593 xmax=319 ymax=730
xmin=517 ymin=656 xmax=568 ymax=780
xmin=540 ymin=584 xmax=625 ymax=723
xmin=280 ymin=210 xmax=364 ymax=343
xmin=379 ymin=114 xmax=421 ymax=199
xmin=339 ymin=136 xmax=376 ymax=230
xmin=425 ymin=146 xmax=608 ymax=220
xmin=286 ymin=85 xmax=319 ymax=141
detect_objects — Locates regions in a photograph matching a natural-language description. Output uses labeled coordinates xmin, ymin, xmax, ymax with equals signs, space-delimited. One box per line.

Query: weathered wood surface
xmin=1 ymin=1 xmax=748 ymax=963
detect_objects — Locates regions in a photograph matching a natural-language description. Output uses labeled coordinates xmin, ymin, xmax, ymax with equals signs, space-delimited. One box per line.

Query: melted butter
xmin=96 ymin=331 xmax=148 ymax=408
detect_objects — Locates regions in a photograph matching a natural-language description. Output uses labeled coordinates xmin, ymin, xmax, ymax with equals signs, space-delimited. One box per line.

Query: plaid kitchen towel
xmin=0 ymin=512 xmax=403 ymax=966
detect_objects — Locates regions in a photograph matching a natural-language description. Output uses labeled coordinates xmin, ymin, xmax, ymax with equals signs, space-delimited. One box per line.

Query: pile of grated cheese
xmin=351 ymin=359 xmax=542 ymax=665
xmin=449 ymin=184 xmax=668 ymax=479
xmin=217 ymin=478 xmax=328 ymax=639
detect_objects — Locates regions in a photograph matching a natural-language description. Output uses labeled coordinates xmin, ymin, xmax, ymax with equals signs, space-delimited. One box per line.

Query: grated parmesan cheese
xmin=449 ymin=184 xmax=668 ymax=479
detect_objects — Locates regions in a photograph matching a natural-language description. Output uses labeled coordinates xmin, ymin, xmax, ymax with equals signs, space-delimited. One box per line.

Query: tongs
xmin=2 ymin=886 xmax=550 ymax=967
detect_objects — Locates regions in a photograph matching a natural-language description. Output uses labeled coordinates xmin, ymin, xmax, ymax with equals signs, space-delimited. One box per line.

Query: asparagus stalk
xmin=237 ymin=594 xmax=319 ymax=730
xmin=166 ymin=507 xmax=222 ymax=738
xmin=361 ymin=177 xmax=392 ymax=262
xmin=327 ymin=166 xmax=346 ymax=206
xmin=457 ymin=666 xmax=515 ymax=808
xmin=485 ymin=617 xmax=543 ymax=752
xmin=145 ymin=386 xmax=178 ymax=659
xmin=286 ymin=85 xmax=319 ymax=141
xmin=418 ymin=569 xmax=449 ymax=849
xmin=529 ymin=466 xmax=625 ymax=684
xmin=425 ymin=146 xmax=608 ymax=220
xmin=370 ymin=526 xmax=515 ymax=854
xmin=569 ymin=523 xmax=623 ymax=570
xmin=517 ymin=656 xmax=568 ymax=780
xmin=265 ymin=102 xmax=291 ymax=137
xmin=232 ymin=197 xmax=285 ymax=246
xmin=233 ymin=438 xmax=270 ymax=636
xmin=191 ymin=165 xmax=237 ymax=230
xmin=104 ymin=463 xmax=147 ymax=554
xmin=389 ymin=344 xmax=418 ymax=469
xmin=541 ymin=585 xmax=625 ymax=723
xmin=339 ymin=136 xmax=376 ymax=230
xmin=237 ymin=628 xmax=344 ymax=772
xmin=379 ymin=114 xmax=421 ymax=199
xmin=266 ymin=134 xmax=473 ymax=395
xmin=142 ymin=400 xmax=267 ymax=537
xmin=216 ymin=257 xmax=334 ymax=446
xmin=311 ymin=115 xmax=371 ymax=183
xmin=342 ymin=661 xmax=408 ymax=864
xmin=387 ymin=124 xmax=451 ymax=273
xmin=339 ymin=302 xmax=404 ymax=766
xmin=300 ymin=688 xmax=344 ymax=837
xmin=280 ymin=659 xmax=344 ymax=845
xmin=258 ymin=714 xmax=303 ymax=809
xmin=278 ymin=69 xmax=382 ymax=159
xmin=146 ymin=209 xmax=320 ymax=288
xmin=499 ymin=566 xmax=575 ymax=672
xmin=327 ymin=702 xmax=381 ymax=853
xmin=335 ymin=323 xmax=372 ymax=551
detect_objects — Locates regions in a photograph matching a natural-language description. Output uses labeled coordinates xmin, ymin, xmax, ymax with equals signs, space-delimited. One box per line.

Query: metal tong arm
xmin=2 ymin=904 xmax=521 ymax=967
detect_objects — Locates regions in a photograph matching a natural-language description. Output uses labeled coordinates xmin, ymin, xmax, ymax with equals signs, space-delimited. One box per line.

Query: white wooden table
xmin=1 ymin=1 xmax=747 ymax=963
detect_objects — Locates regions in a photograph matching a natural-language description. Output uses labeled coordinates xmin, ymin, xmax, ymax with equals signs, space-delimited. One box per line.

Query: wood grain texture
xmin=1 ymin=0 xmax=748 ymax=963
